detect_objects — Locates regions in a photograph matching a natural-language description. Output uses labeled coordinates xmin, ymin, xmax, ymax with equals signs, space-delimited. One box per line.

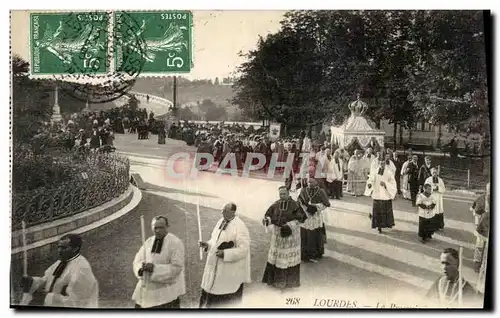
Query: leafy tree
xmin=12 ymin=57 xmax=53 ymax=145
xmin=233 ymin=10 xmax=489 ymax=154
xmin=214 ymin=77 xmax=220 ymax=85
xmin=405 ymin=11 xmax=489 ymax=143
xmin=360 ymin=11 xmax=421 ymax=147
xmin=196 ymin=98 xmax=227 ymax=121
xmin=199 ymin=98 xmax=217 ymax=114
xmin=179 ymin=106 xmax=199 ymax=120
xmin=228 ymin=111 xmax=251 ymax=122
xmin=12 ymin=54 xmax=29 ymax=75
xmin=232 ymin=29 xmax=332 ymax=130
xmin=205 ymin=106 xmax=228 ymax=121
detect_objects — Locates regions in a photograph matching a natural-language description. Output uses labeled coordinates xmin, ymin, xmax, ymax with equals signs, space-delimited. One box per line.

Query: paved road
xmin=12 ymin=135 xmax=483 ymax=308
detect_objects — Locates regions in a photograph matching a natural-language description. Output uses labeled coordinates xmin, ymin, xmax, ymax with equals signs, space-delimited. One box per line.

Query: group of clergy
xmin=17 ymin=181 xmax=331 ymax=309
xmin=18 ymin=208 xmax=251 ymax=309
xmin=300 ymin=146 xmax=407 ymax=201
xmin=400 ymin=154 xmax=443 ymax=207
xmin=362 ymin=150 xmax=446 ymax=241
xmin=262 ymin=183 xmax=331 ymax=293
xmin=18 ymin=178 xmax=485 ymax=309
xmin=17 ymin=147 xmax=487 ymax=309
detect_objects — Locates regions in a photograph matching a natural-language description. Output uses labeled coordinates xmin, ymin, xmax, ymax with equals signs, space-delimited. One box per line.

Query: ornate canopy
xmin=330 ymin=95 xmax=385 ymax=149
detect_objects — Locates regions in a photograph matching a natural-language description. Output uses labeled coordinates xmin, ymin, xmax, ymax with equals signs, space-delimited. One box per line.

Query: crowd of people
xmin=167 ymin=120 xmax=490 ymax=280
xmin=17 ymin=116 xmax=489 ymax=309
xmin=31 ymin=106 xmax=168 ymax=155
xmin=19 ymin=180 xmax=487 ymax=308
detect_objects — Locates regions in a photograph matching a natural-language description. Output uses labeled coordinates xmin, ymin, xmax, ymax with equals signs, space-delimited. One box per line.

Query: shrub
xmin=12 ymin=154 xmax=78 ymax=192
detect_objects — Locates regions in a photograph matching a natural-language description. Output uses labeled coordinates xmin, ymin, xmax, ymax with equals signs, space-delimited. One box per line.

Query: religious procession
xmin=13 ymin=95 xmax=489 ymax=309
xmin=10 ymin=9 xmax=490 ymax=310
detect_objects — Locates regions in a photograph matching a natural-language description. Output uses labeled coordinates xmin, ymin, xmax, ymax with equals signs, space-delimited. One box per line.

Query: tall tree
xmin=179 ymin=106 xmax=199 ymax=120
xmin=12 ymin=57 xmax=52 ymax=144
xmin=406 ymin=11 xmax=489 ymax=140
xmin=199 ymin=98 xmax=217 ymax=114
xmin=232 ymin=29 xmax=333 ymax=129
xmin=361 ymin=11 xmax=420 ymax=147
xmin=205 ymin=106 xmax=228 ymax=121
xmin=233 ymin=10 xmax=489 ymax=150
xmin=12 ymin=54 xmax=29 ymax=75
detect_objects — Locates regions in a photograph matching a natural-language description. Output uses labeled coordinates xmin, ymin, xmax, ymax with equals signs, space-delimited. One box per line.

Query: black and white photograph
xmin=7 ymin=6 xmax=492 ymax=309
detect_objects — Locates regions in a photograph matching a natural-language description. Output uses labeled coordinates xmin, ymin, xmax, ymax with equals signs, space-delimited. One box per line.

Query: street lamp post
xmin=170 ymin=75 xmax=178 ymax=123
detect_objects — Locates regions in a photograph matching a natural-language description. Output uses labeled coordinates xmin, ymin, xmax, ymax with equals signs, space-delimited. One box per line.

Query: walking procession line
xmin=125 ymin=152 xmax=478 ymax=203
xmin=144 ymin=186 xmax=478 ymax=294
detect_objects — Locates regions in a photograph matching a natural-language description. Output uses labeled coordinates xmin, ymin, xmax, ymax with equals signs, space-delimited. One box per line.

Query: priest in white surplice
xmin=365 ymin=157 xmax=397 ymax=233
xmin=21 ymin=234 xmax=99 ymax=308
xmin=199 ymin=202 xmax=251 ymax=308
xmin=328 ymin=150 xmax=344 ymax=199
xmin=425 ymin=167 xmax=446 ymax=231
xmin=371 ymin=151 xmax=396 ymax=173
xmin=132 ymin=216 xmax=186 ymax=308
xmin=400 ymin=154 xmax=412 ymax=200
xmin=301 ymin=134 xmax=312 ymax=153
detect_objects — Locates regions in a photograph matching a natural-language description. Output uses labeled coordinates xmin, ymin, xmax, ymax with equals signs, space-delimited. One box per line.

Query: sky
xmin=10 ymin=10 xmax=286 ymax=80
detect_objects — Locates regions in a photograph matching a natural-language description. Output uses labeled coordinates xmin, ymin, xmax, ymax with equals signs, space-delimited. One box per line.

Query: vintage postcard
xmin=10 ymin=9 xmax=490 ymax=309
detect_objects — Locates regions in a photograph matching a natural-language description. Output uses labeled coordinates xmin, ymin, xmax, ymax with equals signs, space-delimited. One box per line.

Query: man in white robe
xmin=199 ymin=203 xmax=251 ymax=308
xmin=302 ymin=134 xmax=312 ymax=153
xmin=340 ymin=149 xmax=350 ymax=196
xmin=329 ymin=150 xmax=344 ymax=199
xmin=360 ymin=149 xmax=373 ymax=183
xmin=363 ymin=147 xmax=375 ymax=163
xmin=347 ymin=150 xmax=367 ymax=196
xmin=315 ymin=146 xmax=328 ymax=192
xmin=365 ymin=158 xmax=397 ymax=233
xmin=470 ymin=182 xmax=489 ymax=226
xmin=426 ymin=248 xmax=482 ymax=308
xmin=371 ymin=151 xmax=396 ymax=173
xmin=21 ymin=234 xmax=99 ymax=308
xmin=132 ymin=216 xmax=186 ymax=308
xmin=425 ymin=167 xmax=446 ymax=231
xmin=400 ymin=155 xmax=412 ymax=200
xmin=473 ymin=182 xmax=490 ymax=275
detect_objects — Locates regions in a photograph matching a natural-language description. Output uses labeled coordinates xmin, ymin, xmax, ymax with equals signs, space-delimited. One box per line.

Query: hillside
xmin=131 ymin=77 xmax=235 ymax=108
xmin=86 ymin=77 xmax=247 ymax=120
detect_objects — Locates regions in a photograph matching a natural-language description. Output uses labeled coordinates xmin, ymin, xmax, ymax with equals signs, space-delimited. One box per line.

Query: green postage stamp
xmin=30 ymin=12 xmax=110 ymax=75
xmin=114 ymin=11 xmax=193 ymax=74
xmin=29 ymin=10 xmax=193 ymax=76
